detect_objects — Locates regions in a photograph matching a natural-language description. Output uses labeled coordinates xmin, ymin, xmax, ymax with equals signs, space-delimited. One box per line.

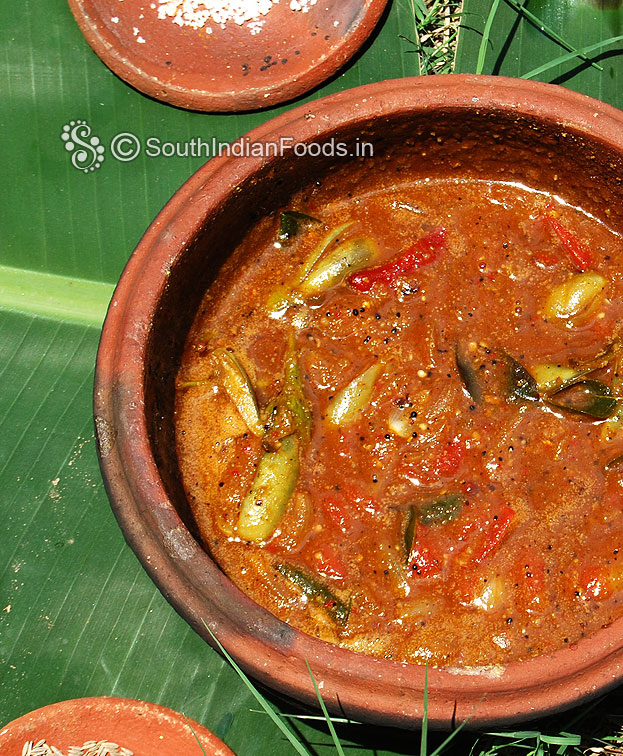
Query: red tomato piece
xmin=517 ymin=555 xmax=546 ymax=613
xmin=408 ymin=544 xmax=441 ymax=578
xmin=313 ymin=547 xmax=348 ymax=581
xmin=532 ymin=250 xmax=560 ymax=268
xmin=321 ymin=494 xmax=352 ymax=534
xmin=431 ymin=438 xmax=465 ymax=478
xmin=347 ymin=228 xmax=446 ymax=292
xmin=403 ymin=438 xmax=465 ymax=487
xmin=407 ymin=524 xmax=443 ymax=578
xmin=578 ymin=566 xmax=608 ymax=600
xmin=472 ymin=504 xmax=515 ymax=565
xmin=341 ymin=483 xmax=383 ymax=517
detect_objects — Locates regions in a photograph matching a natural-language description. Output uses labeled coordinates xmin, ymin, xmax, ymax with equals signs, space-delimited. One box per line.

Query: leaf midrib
xmin=0 ymin=265 xmax=115 ymax=328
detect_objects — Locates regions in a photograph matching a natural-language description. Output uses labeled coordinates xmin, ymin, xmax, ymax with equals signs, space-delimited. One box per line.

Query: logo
xmin=60 ymin=120 xmax=105 ymax=172
xmin=59 ymin=121 xmax=375 ymax=173
xmin=110 ymin=132 xmax=142 ymax=162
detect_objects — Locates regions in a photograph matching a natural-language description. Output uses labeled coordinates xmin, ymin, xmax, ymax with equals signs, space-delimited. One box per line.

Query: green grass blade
xmin=503 ymin=0 xmax=603 ymax=72
xmin=403 ymin=0 xmax=463 ymax=75
xmin=428 ymin=715 xmax=470 ymax=756
xmin=202 ymin=621 xmax=312 ymax=756
xmin=541 ymin=734 xmax=581 ymax=746
xmin=429 ymin=694 xmax=483 ymax=756
xmin=476 ymin=0 xmax=502 ymax=74
xmin=183 ymin=713 xmax=209 ymax=756
xmin=408 ymin=0 xmax=423 ymax=76
xmin=304 ymin=660 xmax=346 ymax=756
xmin=484 ymin=731 xmax=541 ymax=739
xmin=420 ymin=663 xmax=428 ymax=756
xmin=421 ymin=0 xmax=443 ymax=26
xmin=410 ymin=0 xmax=428 ymax=22
xmin=249 ymin=710 xmax=355 ymax=724
xmin=522 ymin=36 xmax=623 ymax=80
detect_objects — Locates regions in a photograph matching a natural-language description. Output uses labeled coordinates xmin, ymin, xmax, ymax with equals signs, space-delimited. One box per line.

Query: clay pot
xmin=94 ymin=75 xmax=623 ymax=728
xmin=0 ymin=697 xmax=235 ymax=755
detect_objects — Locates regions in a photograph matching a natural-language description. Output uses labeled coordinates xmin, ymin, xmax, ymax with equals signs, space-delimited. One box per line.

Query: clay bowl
xmin=0 ymin=697 xmax=235 ymax=755
xmin=94 ymin=75 xmax=623 ymax=729
xmin=67 ymin=0 xmax=389 ymax=111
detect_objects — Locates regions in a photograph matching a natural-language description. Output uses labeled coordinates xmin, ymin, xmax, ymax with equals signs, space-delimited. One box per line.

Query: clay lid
xmin=0 ymin=697 xmax=235 ymax=756
xmin=67 ymin=0 xmax=389 ymax=111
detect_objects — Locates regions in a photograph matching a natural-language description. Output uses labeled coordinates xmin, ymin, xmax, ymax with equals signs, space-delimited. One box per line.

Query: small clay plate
xmin=0 ymin=697 xmax=235 ymax=756
xmin=67 ymin=0 xmax=389 ymax=112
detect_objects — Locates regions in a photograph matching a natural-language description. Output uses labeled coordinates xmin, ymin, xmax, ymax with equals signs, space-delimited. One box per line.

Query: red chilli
xmin=347 ymin=228 xmax=447 ymax=292
xmin=542 ymin=204 xmax=594 ymax=272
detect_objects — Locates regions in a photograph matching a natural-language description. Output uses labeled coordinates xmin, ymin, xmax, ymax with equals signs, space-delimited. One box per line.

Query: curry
xmin=175 ymin=176 xmax=623 ymax=667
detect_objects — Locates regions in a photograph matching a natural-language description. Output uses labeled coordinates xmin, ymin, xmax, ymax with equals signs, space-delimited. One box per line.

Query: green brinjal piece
xmin=455 ymin=342 xmax=484 ymax=404
xmin=213 ymin=348 xmax=264 ymax=436
xmin=547 ymin=379 xmax=618 ymax=420
xmin=296 ymin=222 xmax=355 ymax=286
xmin=274 ymin=562 xmax=351 ymax=625
xmin=237 ymin=435 xmax=299 ymax=542
xmin=298 ymin=236 xmax=379 ymax=296
xmin=544 ymin=272 xmax=607 ymax=326
xmin=531 ymin=363 xmax=588 ymax=393
xmin=267 ymin=221 xmax=355 ymax=312
xmin=326 ymin=363 xmax=382 ymax=427
xmin=403 ymin=494 xmax=464 ymax=564
xmin=602 ymin=353 xmax=623 ymax=441
xmin=455 ymin=341 xmax=538 ymax=404
xmin=263 ymin=335 xmax=312 ymax=449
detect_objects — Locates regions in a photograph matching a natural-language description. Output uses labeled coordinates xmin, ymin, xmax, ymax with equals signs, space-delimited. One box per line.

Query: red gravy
xmin=176 ymin=176 xmax=623 ymax=667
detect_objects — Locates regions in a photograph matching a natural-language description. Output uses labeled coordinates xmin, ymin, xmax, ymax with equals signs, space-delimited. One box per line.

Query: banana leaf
xmin=2 ymin=0 xmax=623 ymax=752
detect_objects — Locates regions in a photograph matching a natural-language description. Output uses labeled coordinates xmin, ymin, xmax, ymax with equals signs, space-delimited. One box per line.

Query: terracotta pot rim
xmin=67 ymin=0 xmax=390 ymax=112
xmin=95 ymin=75 xmax=623 ymax=728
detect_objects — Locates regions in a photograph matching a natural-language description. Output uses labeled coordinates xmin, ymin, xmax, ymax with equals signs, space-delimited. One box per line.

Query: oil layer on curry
xmin=175 ymin=175 xmax=623 ymax=667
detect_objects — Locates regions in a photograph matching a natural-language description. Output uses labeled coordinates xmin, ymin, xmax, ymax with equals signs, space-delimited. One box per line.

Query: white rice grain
xmin=156 ymin=0 xmax=319 ymax=33
xmin=20 ymin=741 xmax=134 ymax=756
